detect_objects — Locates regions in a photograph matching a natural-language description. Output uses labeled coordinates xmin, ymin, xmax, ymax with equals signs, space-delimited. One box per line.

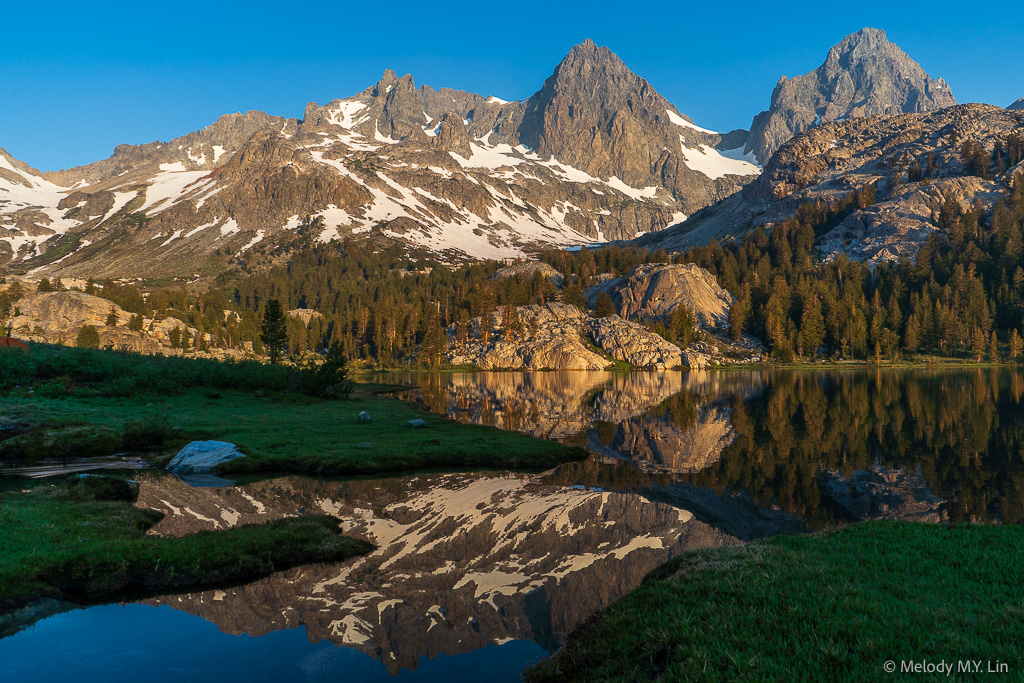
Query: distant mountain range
xmin=0 ymin=28 xmax=1006 ymax=281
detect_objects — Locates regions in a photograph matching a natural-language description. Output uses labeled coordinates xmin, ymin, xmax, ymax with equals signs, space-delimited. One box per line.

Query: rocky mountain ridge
xmin=1 ymin=41 xmax=758 ymax=280
xmin=638 ymin=103 xmax=1024 ymax=264
xmin=745 ymin=28 xmax=956 ymax=165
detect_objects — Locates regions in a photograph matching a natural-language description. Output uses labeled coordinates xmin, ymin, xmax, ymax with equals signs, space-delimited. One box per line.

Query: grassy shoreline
xmin=525 ymin=522 xmax=1024 ymax=682
xmin=0 ymin=475 xmax=372 ymax=628
xmin=0 ymin=344 xmax=584 ymax=626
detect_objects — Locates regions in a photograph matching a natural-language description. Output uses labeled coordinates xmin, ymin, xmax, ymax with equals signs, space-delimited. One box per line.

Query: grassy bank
xmin=0 ymin=344 xmax=585 ymax=474
xmin=0 ymin=344 xmax=582 ymax=625
xmin=0 ymin=476 xmax=372 ymax=622
xmin=526 ymin=522 xmax=1024 ymax=682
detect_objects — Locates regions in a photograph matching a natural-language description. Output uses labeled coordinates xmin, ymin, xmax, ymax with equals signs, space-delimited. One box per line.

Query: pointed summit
xmin=1008 ymin=98 xmax=1024 ymax=111
xmin=518 ymin=40 xmax=670 ymax=177
xmin=745 ymin=28 xmax=956 ymax=163
xmin=513 ymin=39 xmax=756 ymax=212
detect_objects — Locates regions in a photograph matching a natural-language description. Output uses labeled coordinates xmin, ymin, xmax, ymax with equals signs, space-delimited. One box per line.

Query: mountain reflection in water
xmin=134 ymin=471 xmax=736 ymax=674
xmin=6 ymin=368 xmax=1020 ymax=680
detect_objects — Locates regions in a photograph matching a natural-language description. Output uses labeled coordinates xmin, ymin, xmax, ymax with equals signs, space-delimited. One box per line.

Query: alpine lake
xmin=2 ymin=367 xmax=1021 ymax=681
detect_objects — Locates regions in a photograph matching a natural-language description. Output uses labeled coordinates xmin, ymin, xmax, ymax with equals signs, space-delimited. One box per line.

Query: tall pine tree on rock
xmin=260 ymin=299 xmax=289 ymax=364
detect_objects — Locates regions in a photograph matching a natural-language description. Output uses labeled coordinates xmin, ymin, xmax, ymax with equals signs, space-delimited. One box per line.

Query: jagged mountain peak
xmin=831 ymin=27 xmax=889 ymax=52
xmin=746 ymin=28 xmax=956 ymax=165
xmin=516 ymin=39 xmax=757 ymax=203
xmin=373 ymin=69 xmax=416 ymax=97
xmin=541 ymin=39 xmax=639 ymax=97
xmin=2 ymin=39 xmax=760 ymax=278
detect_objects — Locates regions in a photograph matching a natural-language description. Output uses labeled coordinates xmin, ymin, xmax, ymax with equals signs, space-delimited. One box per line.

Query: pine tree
xmin=1009 ymin=329 xmax=1023 ymax=361
xmin=260 ymin=299 xmax=289 ymax=364
xmin=503 ymin=303 xmax=517 ymax=342
xmin=729 ymin=284 xmax=751 ymax=341
xmin=669 ymin=306 xmax=697 ymax=348
xmin=972 ymin=326 xmax=987 ymax=363
xmin=903 ymin=314 xmax=920 ymax=354
xmin=76 ymin=325 xmax=100 ymax=348
xmin=420 ymin=306 xmax=446 ymax=366
xmin=37 ymin=278 xmax=53 ymax=293
xmin=989 ymin=330 xmax=1000 ymax=362
xmin=561 ymin=282 xmax=586 ymax=310
xmin=105 ymin=307 xmax=119 ymax=326
xmin=595 ymin=292 xmax=616 ymax=318
xmin=798 ymin=296 xmax=825 ymax=358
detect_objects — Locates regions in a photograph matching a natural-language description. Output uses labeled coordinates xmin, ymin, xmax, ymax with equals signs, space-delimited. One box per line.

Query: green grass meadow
xmin=526 ymin=522 xmax=1024 ymax=682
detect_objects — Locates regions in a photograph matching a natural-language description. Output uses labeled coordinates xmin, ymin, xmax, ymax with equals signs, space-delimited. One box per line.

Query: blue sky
xmin=3 ymin=0 xmax=1022 ymax=172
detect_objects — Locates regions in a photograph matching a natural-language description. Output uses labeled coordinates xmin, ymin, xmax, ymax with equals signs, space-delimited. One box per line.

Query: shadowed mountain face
xmin=1 ymin=42 xmax=758 ymax=279
xmin=136 ymin=472 xmax=737 ymax=674
xmin=1008 ymin=98 xmax=1024 ymax=111
xmin=745 ymin=28 xmax=956 ymax=165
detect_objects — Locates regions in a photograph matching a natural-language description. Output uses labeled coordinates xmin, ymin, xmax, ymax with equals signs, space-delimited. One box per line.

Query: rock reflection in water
xmin=135 ymin=472 xmax=736 ymax=674
xmin=392 ymin=370 xmax=764 ymax=474
xmin=388 ymin=369 xmax=1024 ymax=527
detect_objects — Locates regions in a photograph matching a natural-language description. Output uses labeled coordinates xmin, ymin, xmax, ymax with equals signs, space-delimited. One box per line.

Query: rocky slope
xmin=1008 ymin=98 xmax=1024 ymax=111
xmin=745 ymin=28 xmax=955 ymax=165
xmin=1 ymin=42 xmax=759 ymax=280
xmin=5 ymin=290 xmax=243 ymax=357
xmin=639 ymin=103 xmax=1024 ymax=264
xmin=584 ymin=263 xmax=733 ymax=328
xmin=444 ymin=302 xmax=707 ymax=370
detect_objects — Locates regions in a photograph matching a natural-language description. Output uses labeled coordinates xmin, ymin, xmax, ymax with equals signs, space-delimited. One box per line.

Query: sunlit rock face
xmin=136 ymin=472 xmax=736 ymax=673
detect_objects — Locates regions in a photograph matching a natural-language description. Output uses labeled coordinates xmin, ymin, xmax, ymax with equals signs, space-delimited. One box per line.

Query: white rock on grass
xmin=167 ymin=441 xmax=246 ymax=474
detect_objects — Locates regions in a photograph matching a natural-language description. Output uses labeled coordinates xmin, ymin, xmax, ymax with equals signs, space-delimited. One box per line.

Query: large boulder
xmin=166 ymin=441 xmax=247 ymax=475
xmin=445 ymin=302 xmax=701 ymax=370
xmin=589 ymin=316 xmax=684 ymax=370
xmin=11 ymin=291 xmax=127 ymax=335
xmin=585 ymin=263 xmax=733 ymax=329
xmin=448 ymin=303 xmax=609 ymax=370
xmin=8 ymin=290 xmax=245 ymax=359
xmin=492 ymin=261 xmax=565 ymax=289
xmin=818 ymin=466 xmax=947 ymax=523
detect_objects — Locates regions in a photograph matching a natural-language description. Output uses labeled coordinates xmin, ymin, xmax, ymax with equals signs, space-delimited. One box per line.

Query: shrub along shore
xmin=0 ymin=344 xmax=584 ymax=624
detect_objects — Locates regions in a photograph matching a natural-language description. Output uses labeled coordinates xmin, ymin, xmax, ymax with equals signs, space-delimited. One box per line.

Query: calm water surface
xmin=4 ymin=368 xmax=1021 ymax=680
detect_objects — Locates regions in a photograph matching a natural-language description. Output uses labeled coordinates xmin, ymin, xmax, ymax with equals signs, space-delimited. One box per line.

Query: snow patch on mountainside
xmin=678 ymin=142 xmax=760 ymax=180
xmin=141 ymin=169 xmax=210 ymax=214
xmin=0 ymin=154 xmax=77 ymax=257
xmin=666 ymin=109 xmax=717 ymax=134
xmin=328 ymin=101 xmax=370 ymax=129
xmin=717 ymin=146 xmax=760 ymax=167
